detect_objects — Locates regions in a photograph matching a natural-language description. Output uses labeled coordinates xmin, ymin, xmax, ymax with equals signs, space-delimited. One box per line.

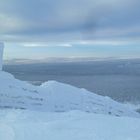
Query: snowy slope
xmin=0 ymin=71 xmax=140 ymax=140
xmin=0 ymin=71 xmax=139 ymax=117
xmin=0 ymin=110 xmax=140 ymax=140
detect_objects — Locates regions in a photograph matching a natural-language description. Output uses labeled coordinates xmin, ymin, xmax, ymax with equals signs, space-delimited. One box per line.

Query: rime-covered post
xmin=0 ymin=42 xmax=4 ymax=71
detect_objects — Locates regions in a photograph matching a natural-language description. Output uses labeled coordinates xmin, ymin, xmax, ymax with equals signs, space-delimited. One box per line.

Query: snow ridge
xmin=0 ymin=71 xmax=139 ymax=118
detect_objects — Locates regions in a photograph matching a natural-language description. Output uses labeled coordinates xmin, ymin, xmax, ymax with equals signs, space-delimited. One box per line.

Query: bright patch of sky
xmin=4 ymin=42 xmax=140 ymax=60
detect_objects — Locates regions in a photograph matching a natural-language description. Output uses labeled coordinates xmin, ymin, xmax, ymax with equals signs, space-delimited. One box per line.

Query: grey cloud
xmin=0 ymin=0 xmax=140 ymax=42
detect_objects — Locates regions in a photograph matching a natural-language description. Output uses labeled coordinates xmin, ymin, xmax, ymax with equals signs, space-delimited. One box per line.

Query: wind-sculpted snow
xmin=0 ymin=71 xmax=139 ymax=118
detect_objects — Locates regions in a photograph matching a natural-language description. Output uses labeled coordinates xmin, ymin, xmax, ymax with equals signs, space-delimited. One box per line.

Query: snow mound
xmin=0 ymin=71 xmax=139 ymax=118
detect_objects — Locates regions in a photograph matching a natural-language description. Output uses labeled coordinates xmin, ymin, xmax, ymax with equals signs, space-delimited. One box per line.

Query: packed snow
xmin=0 ymin=110 xmax=140 ymax=140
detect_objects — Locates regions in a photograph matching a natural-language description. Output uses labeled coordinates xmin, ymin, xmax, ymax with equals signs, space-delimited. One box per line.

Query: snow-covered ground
xmin=0 ymin=110 xmax=140 ymax=140
xmin=0 ymin=71 xmax=140 ymax=139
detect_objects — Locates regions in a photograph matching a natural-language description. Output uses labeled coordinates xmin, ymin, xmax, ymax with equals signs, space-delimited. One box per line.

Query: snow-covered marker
xmin=0 ymin=42 xmax=4 ymax=71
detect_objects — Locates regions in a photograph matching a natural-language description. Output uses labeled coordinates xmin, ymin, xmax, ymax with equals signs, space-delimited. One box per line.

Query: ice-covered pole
xmin=0 ymin=42 xmax=4 ymax=71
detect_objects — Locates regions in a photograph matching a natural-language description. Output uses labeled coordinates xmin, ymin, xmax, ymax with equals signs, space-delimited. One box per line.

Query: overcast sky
xmin=0 ymin=0 xmax=140 ymax=60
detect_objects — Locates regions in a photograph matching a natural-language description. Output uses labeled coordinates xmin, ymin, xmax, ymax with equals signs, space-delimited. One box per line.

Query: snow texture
xmin=0 ymin=71 xmax=140 ymax=139
xmin=0 ymin=110 xmax=140 ymax=140
xmin=0 ymin=71 xmax=139 ymax=118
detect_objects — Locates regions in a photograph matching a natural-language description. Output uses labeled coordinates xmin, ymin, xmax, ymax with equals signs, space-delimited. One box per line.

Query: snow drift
xmin=0 ymin=71 xmax=140 ymax=140
xmin=0 ymin=71 xmax=139 ymax=118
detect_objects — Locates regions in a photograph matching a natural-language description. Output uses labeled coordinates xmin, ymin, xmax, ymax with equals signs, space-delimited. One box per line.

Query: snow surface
xmin=0 ymin=110 xmax=140 ymax=140
xmin=0 ymin=71 xmax=140 ymax=139
xmin=0 ymin=71 xmax=139 ymax=117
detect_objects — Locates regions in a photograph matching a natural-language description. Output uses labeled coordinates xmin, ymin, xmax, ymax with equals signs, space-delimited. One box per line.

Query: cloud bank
xmin=0 ymin=0 xmax=140 ymax=43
